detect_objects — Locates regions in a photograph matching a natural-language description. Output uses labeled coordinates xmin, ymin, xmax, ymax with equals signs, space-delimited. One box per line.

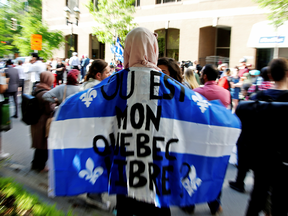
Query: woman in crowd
xmin=248 ymin=67 xmax=273 ymax=97
xmin=115 ymin=60 xmax=123 ymax=72
xmin=184 ymin=67 xmax=200 ymax=89
xmin=31 ymin=72 xmax=55 ymax=172
xmin=230 ymin=66 xmax=242 ymax=111
xmin=157 ymin=57 xmax=184 ymax=84
xmin=55 ymin=58 xmax=65 ymax=85
xmin=79 ymin=59 xmax=110 ymax=91
xmin=116 ymin=27 xmax=171 ymax=216
xmin=42 ymin=69 xmax=80 ymax=105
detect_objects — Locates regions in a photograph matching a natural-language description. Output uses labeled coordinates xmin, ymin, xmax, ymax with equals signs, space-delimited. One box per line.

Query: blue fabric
xmin=231 ymin=78 xmax=240 ymax=100
xmin=49 ymin=68 xmax=241 ymax=208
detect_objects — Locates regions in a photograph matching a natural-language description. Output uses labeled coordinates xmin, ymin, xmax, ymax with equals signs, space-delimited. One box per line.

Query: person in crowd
xmin=181 ymin=65 xmax=229 ymax=215
xmin=80 ymin=54 xmax=90 ymax=81
xmin=28 ymin=53 xmax=47 ymax=91
xmin=109 ymin=65 xmax=115 ymax=74
xmin=69 ymin=52 xmax=81 ymax=70
xmin=79 ymin=59 xmax=111 ymax=210
xmin=55 ymin=58 xmax=65 ymax=85
xmin=194 ymin=65 xmax=230 ymax=108
xmin=248 ymin=67 xmax=273 ymax=97
xmin=86 ymin=59 xmax=94 ymax=73
xmin=15 ymin=60 xmax=25 ymax=95
xmin=116 ymin=27 xmax=171 ymax=216
xmin=243 ymin=58 xmax=288 ymax=216
xmin=157 ymin=57 xmax=183 ymax=84
xmin=31 ymin=72 xmax=55 ymax=172
xmin=42 ymin=69 xmax=80 ymax=105
xmin=239 ymin=83 xmax=252 ymax=101
xmin=238 ymin=58 xmax=249 ymax=77
xmin=4 ymin=59 xmax=19 ymax=118
xmin=115 ymin=60 xmax=123 ymax=72
xmin=218 ymin=63 xmax=228 ymax=78
xmin=79 ymin=59 xmax=111 ymax=92
xmin=184 ymin=67 xmax=199 ymax=89
xmin=0 ymin=72 xmax=9 ymax=160
xmin=230 ymin=66 xmax=242 ymax=112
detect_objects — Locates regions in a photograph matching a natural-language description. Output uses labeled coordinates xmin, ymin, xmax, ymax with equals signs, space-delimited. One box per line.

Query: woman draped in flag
xmin=116 ymin=27 xmax=171 ymax=216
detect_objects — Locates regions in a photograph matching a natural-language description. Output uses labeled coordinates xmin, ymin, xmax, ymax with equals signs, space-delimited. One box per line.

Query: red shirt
xmin=193 ymin=81 xmax=231 ymax=107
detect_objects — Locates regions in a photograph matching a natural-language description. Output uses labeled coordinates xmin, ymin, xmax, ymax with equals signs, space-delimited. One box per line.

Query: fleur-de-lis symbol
xmin=192 ymin=92 xmax=211 ymax=113
xmin=80 ymin=89 xmax=97 ymax=108
xmin=79 ymin=158 xmax=103 ymax=185
xmin=181 ymin=164 xmax=202 ymax=197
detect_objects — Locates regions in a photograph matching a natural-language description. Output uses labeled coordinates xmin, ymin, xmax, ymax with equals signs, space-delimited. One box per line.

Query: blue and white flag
xmin=48 ymin=68 xmax=241 ymax=207
xmin=110 ymin=37 xmax=124 ymax=63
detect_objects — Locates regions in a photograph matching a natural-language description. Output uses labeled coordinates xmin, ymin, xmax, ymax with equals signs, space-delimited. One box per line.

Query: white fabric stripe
xmin=124 ymin=68 xmax=160 ymax=203
xmin=48 ymin=149 xmax=55 ymax=197
xmin=48 ymin=117 xmax=240 ymax=157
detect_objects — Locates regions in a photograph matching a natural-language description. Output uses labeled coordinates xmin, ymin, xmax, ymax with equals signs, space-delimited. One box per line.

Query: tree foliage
xmin=86 ymin=0 xmax=137 ymax=46
xmin=254 ymin=0 xmax=288 ymax=27
xmin=0 ymin=0 xmax=65 ymax=60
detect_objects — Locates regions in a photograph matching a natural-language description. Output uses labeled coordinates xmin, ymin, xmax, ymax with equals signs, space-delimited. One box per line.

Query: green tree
xmin=86 ymin=0 xmax=137 ymax=46
xmin=254 ymin=0 xmax=288 ymax=27
xmin=0 ymin=0 xmax=65 ymax=60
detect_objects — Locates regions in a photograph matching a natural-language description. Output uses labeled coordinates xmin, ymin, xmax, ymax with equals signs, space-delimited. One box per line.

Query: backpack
xmin=21 ymin=89 xmax=46 ymax=125
xmin=218 ymin=76 xmax=231 ymax=91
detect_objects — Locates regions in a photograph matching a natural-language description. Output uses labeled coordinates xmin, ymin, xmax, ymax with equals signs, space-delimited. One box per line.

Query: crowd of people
xmin=0 ymin=26 xmax=287 ymax=216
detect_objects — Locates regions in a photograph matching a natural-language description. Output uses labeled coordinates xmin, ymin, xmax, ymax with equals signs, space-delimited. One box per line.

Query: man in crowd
xmin=4 ymin=59 xmax=20 ymax=118
xmin=15 ymin=60 xmax=25 ymax=95
xmin=69 ymin=52 xmax=81 ymax=70
xmin=28 ymin=53 xmax=47 ymax=91
xmin=194 ymin=64 xmax=230 ymax=108
xmin=80 ymin=54 xmax=90 ymax=81
xmin=244 ymin=58 xmax=288 ymax=216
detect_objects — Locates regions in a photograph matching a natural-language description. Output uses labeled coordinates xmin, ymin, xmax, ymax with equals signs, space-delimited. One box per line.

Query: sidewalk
xmin=0 ymin=159 xmax=262 ymax=216
xmin=0 ymin=161 xmax=115 ymax=216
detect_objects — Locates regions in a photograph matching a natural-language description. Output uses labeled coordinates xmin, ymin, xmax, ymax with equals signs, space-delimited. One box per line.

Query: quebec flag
xmin=110 ymin=37 xmax=124 ymax=63
xmin=48 ymin=68 xmax=241 ymax=208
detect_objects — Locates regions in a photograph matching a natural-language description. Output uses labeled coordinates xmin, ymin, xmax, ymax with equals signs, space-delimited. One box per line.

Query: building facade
xmin=42 ymin=0 xmax=288 ymax=69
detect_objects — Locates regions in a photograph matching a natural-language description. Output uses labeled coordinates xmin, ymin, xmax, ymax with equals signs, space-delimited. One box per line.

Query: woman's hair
xmin=85 ymin=59 xmax=108 ymax=81
xmin=67 ymin=69 xmax=80 ymax=85
xmin=157 ymin=57 xmax=183 ymax=83
xmin=184 ymin=68 xmax=199 ymax=89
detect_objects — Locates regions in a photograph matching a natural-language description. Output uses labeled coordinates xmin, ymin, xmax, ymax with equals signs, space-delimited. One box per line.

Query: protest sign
xmin=48 ymin=68 xmax=241 ymax=207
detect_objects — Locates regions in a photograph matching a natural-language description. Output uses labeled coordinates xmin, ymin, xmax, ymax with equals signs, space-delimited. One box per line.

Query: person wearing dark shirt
xmin=245 ymin=58 xmax=288 ymax=216
xmin=55 ymin=58 xmax=65 ymax=85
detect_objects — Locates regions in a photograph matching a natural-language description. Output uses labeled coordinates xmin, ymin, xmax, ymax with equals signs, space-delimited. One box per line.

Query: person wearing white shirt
xmin=27 ymin=54 xmax=47 ymax=92
xmin=15 ymin=60 xmax=25 ymax=95
xmin=69 ymin=52 xmax=81 ymax=70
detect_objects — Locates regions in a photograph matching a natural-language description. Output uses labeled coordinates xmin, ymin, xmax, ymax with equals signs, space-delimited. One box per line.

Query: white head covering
xmin=124 ymin=27 xmax=161 ymax=71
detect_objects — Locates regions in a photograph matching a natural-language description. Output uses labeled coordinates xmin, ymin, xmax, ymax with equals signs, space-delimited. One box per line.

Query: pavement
xmin=0 ymin=98 xmax=266 ymax=216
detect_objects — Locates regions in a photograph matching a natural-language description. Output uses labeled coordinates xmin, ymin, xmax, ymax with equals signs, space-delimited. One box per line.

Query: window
xmin=132 ymin=0 xmax=140 ymax=7
xmin=155 ymin=28 xmax=180 ymax=61
xmin=65 ymin=34 xmax=78 ymax=58
xmin=156 ymin=0 xmax=180 ymax=4
xmin=90 ymin=34 xmax=105 ymax=59
xmin=66 ymin=0 xmax=78 ymax=12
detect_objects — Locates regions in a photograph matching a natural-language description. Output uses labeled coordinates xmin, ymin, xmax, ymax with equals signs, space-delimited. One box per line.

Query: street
xmin=0 ymin=98 xmax=265 ymax=216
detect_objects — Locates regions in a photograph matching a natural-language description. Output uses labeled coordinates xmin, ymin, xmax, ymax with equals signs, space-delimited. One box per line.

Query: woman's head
xmin=67 ymin=69 xmax=80 ymax=85
xmin=124 ymin=27 xmax=160 ymax=70
xmin=184 ymin=67 xmax=199 ymax=89
xmin=85 ymin=59 xmax=109 ymax=81
xmin=157 ymin=57 xmax=183 ymax=83
xmin=38 ymin=71 xmax=54 ymax=90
